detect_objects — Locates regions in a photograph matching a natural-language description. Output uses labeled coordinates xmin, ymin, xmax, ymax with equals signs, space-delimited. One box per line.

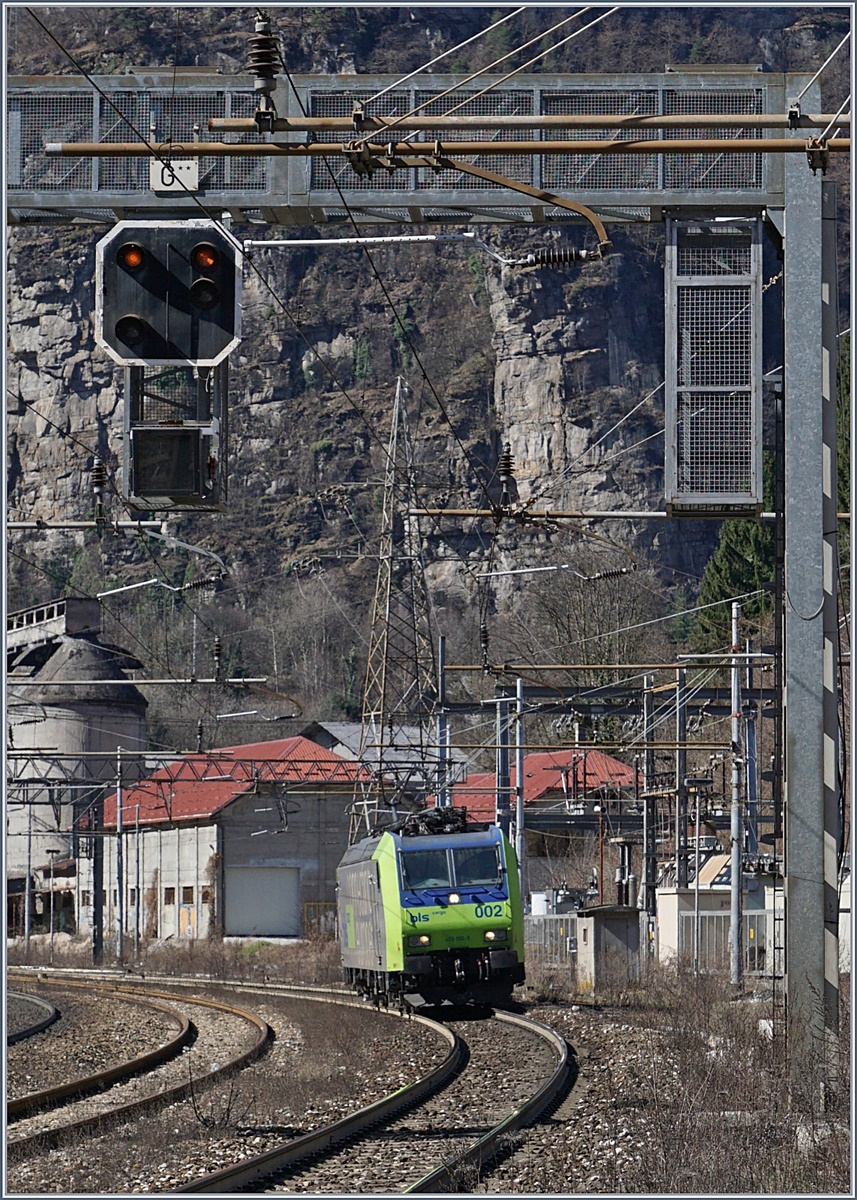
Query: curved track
xmin=176 ymin=1007 xmax=568 ymax=1194
xmin=6 ymin=990 xmax=60 ymax=1045
xmin=6 ymin=974 xmax=271 ymax=1152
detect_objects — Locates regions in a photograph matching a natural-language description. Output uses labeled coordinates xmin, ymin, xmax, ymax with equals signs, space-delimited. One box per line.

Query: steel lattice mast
xmin=350 ymin=378 xmax=437 ymax=842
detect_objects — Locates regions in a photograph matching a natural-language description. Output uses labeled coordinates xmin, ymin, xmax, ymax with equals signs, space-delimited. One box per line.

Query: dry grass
xmin=6 ymin=929 xmax=342 ymax=986
xmin=525 ymin=959 xmax=851 ymax=1194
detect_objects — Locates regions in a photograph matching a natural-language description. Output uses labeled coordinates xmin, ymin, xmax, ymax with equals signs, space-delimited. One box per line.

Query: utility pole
xmin=92 ymin=786 xmax=104 ymax=965
xmin=47 ymin=848 xmax=59 ymax=964
xmin=730 ymin=602 xmax=743 ymax=988
xmin=642 ymin=675 xmax=657 ymax=918
xmin=134 ymin=803 xmax=141 ymax=960
xmin=116 ymin=747 xmax=123 ymax=962
xmin=435 ymin=635 xmax=450 ymax=808
xmin=675 ymin=668 xmax=688 ymax=887
xmin=495 ymin=692 xmax=511 ymax=837
xmin=515 ymin=677 xmax=526 ymax=902
xmin=24 ymin=793 xmax=32 ymax=955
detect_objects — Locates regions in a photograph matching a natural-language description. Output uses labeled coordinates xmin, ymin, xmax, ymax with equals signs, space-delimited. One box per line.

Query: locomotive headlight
xmin=484 ymin=929 xmax=507 ymax=942
xmin=448 ymin=893 xmax=461 ymax=904
xmin=408 ymin=934 xmax=431 ymax=947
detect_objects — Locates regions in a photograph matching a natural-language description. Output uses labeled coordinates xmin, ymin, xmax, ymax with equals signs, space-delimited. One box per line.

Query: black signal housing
xmin=95 ymin=221 xmax=241 ymax=366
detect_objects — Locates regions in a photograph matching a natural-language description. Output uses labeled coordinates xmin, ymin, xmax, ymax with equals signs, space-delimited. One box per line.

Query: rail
xmin=6 ymin=972 xmax=271 ymax=1150
xmin=405 ymin=1010 xmax=570 ymax=1193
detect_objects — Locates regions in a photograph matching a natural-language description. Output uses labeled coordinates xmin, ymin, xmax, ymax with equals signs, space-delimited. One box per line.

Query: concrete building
xmin=82 ymin=735 xmax=362 ymax=943
xmin=657 ymin=847 xmax=781 ymax=974
xmin=6 ymin=599 xmax=148 ymax=937
xmin=576 ymin=906 xmax=641 ymax=1000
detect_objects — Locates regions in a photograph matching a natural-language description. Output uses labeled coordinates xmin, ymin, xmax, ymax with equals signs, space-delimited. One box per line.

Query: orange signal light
xmin=191 ymin=243 xmax=219 ymax=271
xmin=118 ymin=243 xmax=145 ymax=271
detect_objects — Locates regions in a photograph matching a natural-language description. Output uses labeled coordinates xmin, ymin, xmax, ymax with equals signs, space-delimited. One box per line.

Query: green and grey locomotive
xmin=336 ymin=809 xmax=525 ymax=1008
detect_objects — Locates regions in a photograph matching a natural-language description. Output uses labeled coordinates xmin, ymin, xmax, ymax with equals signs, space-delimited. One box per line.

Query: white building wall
xmin=839 ymin=871 xmax=851 ymax=973
xmin=78 ymin=823 xmax=218 ymax=944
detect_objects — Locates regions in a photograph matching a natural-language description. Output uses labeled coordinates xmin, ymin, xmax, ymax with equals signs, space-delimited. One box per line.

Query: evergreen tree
xmin=693 ymin=452 xmax=776 ymax=649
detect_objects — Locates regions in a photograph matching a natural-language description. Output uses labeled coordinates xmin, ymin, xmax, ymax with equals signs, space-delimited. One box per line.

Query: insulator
xmin=248 ymin=12 xmax=281 ymax=82
xmin=183 ymin=573 xmax=223 ymax=592
xmin=92 ymin=457 xmax=107 ymax=495
xmin=480 ymin=622 xmax=490 ymax=656
xmin=591 ymin=565 xmax=636 ymax=582
xmin=498 ymin=444 xmax=515 ymax=481
xmin=527 ymin=246 xmax=590 ymax=267
xmin=196 ymin=718 xmax=204 ymax=752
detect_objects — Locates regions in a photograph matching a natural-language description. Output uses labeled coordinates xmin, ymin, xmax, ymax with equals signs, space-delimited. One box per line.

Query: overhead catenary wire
xmin=7 ymin=388 xmax=223 ymax=637
xmin=18 ymin=9 xmax=502 ymax=645
xmin=358 ymin=7 xmax=594 ymax=145
xmin=818 ymin=93 xmax=851 ymax=142
xmin=13 ymin=14 xmax=801 ymax=787
xmin=402 ymin=7 xmax=620 ymax=132
xmin=792 ymin=29 xmax=851 ymax=103
xmin=362 ymin=7 xmax=528 ymax=107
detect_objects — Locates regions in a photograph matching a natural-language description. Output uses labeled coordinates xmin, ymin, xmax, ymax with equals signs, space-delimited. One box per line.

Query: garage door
xmin=223 ymin=866 xmax=301 ymax=936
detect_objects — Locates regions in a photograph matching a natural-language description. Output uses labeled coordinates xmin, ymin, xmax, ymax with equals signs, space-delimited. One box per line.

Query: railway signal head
xmin=95 ymin=220 xmax=242 ymax=367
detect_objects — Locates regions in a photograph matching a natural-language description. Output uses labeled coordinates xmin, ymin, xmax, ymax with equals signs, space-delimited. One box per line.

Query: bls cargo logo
xmin=407 ymin=911 xmax=430 ymax=925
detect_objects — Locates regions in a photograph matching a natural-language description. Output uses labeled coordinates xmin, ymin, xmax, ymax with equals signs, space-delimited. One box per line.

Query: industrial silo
xmin=6 ymin=599 xmax=147 ymax=941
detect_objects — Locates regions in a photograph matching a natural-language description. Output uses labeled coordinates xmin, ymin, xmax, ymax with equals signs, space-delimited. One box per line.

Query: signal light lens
xmin=117 ymin=243 xmax=145 ymax=271
xmin=189 ymin=278 xmax=220 ymax=310
xmin=484 ymin=929 xmax=507 ymax=942
xmin=115 ymin=315 xmax=146 ymax=346
xmin=447 ymin=893 xmax=461 ymax=905
xmin=408 ymin=934 xmax=431 ymax=947
xmin=191 ymin=242 xmax=219 ymax=271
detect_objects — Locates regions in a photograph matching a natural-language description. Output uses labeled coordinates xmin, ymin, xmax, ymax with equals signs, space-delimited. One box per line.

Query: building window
xmin=164 ymin=887 xmax=175 ymax=905
xmin=112 ymin=889 xmax=117 ymax=905
xmin=182 ymin=886 xmax=194 ymax=904
xmin=129 ymin=888 xmax=136 ymax=905
xmin=102 ymin=890 xmax=107 ymax=906
xmin=201 ymin=887 xmax=211 ymax=904
xmin=81 ymin=891 xmax=91 ymax=906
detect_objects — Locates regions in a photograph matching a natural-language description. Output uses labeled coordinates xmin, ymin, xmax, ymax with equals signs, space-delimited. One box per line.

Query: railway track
xmin=177 ymin=1008 xmax=569 ymax=1194
xmin=6 ymin=974 xmax=270 ymax=1153
xmin=6 ymin=990 xmax=60 ymax=1045
xmin=6 ymin=969 xmax=571 ymax=1194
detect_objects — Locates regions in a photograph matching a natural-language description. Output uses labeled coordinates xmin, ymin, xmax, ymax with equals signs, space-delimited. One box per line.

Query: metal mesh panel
xmin=678 ymin=286 xmax=753 ymax=387
xmin=676 ymin=391 xmax=754 ymax=493
xmin=7 ymin=93 xmax=94 ymax=190
xmin=133 ymin=367 xmax=211 ymax=424
xmin=94 ymin=90 xmax=267 ymax=193
xmin=151 ymin=92 xmax=228 ymax=191
xmin=97 ymin=92 xmax=150 ymax=191
xmin=678 ymin=239 xmax=752 ymax=276
xmin=415 ymin=90 xmax=534 ymax=190
xmin=664 ymin=89 xmax=763 ymax=190
xmin=224 ymin=91 xmax=269 ymax=192
xmin=310 ymin=91 xmax=412 ymax=190
xmin=541 ymin=90 xmax=659 ymax=191
xmin=666 ymin=219 xmax=761 ymax=510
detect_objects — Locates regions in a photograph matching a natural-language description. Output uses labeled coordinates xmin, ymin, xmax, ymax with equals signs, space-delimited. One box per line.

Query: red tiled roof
xmin=449 ymin=748 xmax=636 ymax=822
xmin=104 ymin=736 xmax=362 ymax=828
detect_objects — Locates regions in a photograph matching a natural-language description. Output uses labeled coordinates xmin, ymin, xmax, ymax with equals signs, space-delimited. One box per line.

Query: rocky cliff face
xmin=8 ymin=5 xmax=849 ymax=621
xmin=7 ymin=217 xmax=721 ymax=619
xmin=6 ymin=217 xmax=720 ymax=596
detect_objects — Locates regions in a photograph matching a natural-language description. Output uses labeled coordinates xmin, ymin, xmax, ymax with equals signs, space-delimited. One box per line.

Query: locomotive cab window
xmin=400 ymin=848 xmax=451 ymax=889
xmin=451 ymin=846 xmax=501 ymax=886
